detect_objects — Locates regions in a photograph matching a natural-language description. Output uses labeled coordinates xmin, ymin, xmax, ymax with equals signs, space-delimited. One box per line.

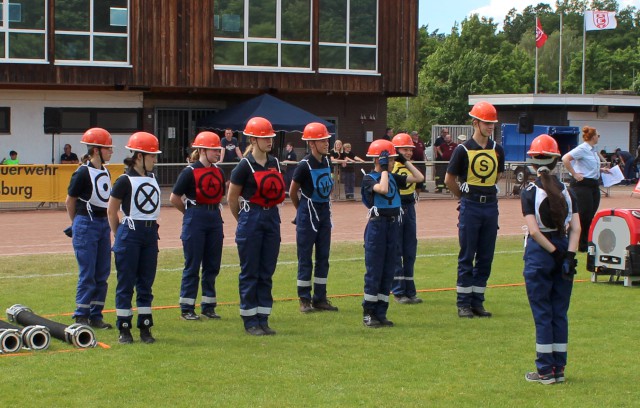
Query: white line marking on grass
xmin=2 ymin=250 xmax=523 ymax=279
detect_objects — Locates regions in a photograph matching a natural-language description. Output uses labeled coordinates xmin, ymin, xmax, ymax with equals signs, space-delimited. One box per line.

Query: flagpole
xmin=535 ymin=45 xmax=539 ymax=94
xmin=558 ymin=13 xmax=563 ymax=94
xmin=581 ymin=12 xmax=586 ymax=94
xmin=534 ymin=15 xmax=539 ymax=94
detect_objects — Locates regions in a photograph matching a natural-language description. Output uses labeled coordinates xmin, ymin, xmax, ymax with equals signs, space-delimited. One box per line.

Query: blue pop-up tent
xmin=197 ymin=94 xmax=335 ymax=133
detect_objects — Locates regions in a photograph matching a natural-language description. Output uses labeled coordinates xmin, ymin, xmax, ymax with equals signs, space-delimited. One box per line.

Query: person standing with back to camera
xmin=521 ymin=134 xmax=580 ymax=385
xmin=227 ymin=117 xmax=285 ymax=336
xmin=170 ymin=131 xmax=226 ymax=321
xmin=65 ymin=128 xmax=114 ymax=329
xmin=108 ymin=132 xmax=162 ymax=344
xmin=561 ymin=126 xmax=610 ymax=252
xmin=390 ymin=133 xmax=425 ymax=305
xmin=445 ymin=101 xmax=504 ymax=319
xmin=290 ymin=122 xmax=338 ymax=313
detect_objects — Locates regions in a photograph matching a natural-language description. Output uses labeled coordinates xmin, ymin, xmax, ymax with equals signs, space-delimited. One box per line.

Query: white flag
xmin=585 ymin=10 xmax=617 ymax=31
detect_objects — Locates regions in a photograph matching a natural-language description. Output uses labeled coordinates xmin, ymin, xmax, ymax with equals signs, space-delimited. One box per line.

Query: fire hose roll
xmin=0 ymin=320 xmax=22 ymax=354
xmin=0 ymin=318 xmax=50 ymax=351
xmin=6 ymin=305 xmax=96 ymax=349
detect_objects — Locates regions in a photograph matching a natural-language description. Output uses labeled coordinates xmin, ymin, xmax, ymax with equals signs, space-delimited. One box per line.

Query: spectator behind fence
xmin=614 ymin=148 xmax=636 ymax=185
xmin=341 ymin=143 xmax=365 ymax=199
xmin=1 ymin=150 xmax=19 ymax=165
xmin=282 ymin=141 xmax=298 ymax=194
xmin=60 ymin=144 xmax=80 ymax=164
xmin=435 ymin=132 xmax=457 ymax=193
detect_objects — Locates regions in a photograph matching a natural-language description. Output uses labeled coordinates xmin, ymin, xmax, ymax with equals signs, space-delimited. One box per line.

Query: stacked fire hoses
xmin=7 ymin=304 xmax=96 ymax=349
xmin=0 ymin=317 xmax=50 ymax=352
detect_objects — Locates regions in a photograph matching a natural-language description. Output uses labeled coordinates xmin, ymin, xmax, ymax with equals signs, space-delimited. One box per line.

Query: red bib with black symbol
xmin=249 ymin=168 xmax=285 ymax=207
xmin=193 ymin=166 xmax=224 ymax=204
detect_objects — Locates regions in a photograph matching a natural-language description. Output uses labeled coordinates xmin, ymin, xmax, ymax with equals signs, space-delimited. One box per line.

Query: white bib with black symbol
xmin=127 ymin=175 xmax=161 ymax=221
xmin=82 ymin=165 xmax=111 ymax=208
xmin=532 ymin=183 xmax=572 ymax=232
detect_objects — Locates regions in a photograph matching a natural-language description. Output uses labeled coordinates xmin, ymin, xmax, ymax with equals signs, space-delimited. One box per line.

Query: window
xmin=57 ymin=108 xmax=141 ymax=133
xmin=54 ymin=0 xmax=129 ymax=66
xmin=0 ymin=0 xmax=47 ymax=62
xmin=319 ymin=0 xmax=378 ymax=73
xmin=0 ymin=107 xmax=10 ymax=133
xmin=214 ymin=0 xmax=311 ymax=71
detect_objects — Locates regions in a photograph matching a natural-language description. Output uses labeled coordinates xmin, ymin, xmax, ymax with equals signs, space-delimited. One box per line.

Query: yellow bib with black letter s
xmin=464 ymin=145 xmax=498 ymax=187
xmin=392 ymin=162 xmax=416 ymax=196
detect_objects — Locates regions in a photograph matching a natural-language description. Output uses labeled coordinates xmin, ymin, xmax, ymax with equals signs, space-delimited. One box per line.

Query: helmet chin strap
xmin=97 ymin=146 xmax=105 ymax=166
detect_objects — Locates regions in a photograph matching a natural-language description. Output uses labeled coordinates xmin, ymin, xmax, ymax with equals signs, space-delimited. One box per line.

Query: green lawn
xmin=1 ymin=236 xmax=638 ymax=407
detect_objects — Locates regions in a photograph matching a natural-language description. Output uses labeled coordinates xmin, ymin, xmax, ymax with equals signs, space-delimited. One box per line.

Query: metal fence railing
xmin=0 ymin=160 xmax=584 ymax=211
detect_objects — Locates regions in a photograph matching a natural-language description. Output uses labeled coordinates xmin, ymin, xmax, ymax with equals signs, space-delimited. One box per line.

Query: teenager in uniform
xmin=521 ymin=134 xmax=580 ymax=384
xmin=445 ymin=101 xmax=505 ymax=318
xmin=227 ymin=117 xmax=285 ymax=336
xmin=170 ymin=131 xmax=225 ymax=321
xmin=390 ymin=133 xmax=425 ymax=304
xmin=289 ymin=122 xmax=338 ymax=313
xmin=66 ymin=128 xmax=114 ymax=329
xmin=361 ymin=139 xmax=422 ymax=328
xmin=108 ymin=132 xmax=162 ymax=344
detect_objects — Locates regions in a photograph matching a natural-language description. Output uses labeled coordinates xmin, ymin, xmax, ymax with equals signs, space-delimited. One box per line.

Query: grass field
xmin=1 ymin=236 xmax=639 ymax=407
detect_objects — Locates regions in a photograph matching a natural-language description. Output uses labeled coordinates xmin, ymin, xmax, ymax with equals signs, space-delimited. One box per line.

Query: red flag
xmin=536 ymin=18 xmax=548 ymax=48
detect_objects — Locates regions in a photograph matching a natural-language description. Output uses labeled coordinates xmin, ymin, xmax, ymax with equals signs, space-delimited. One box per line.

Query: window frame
xmin=54 ymin=0 xmax=131 ymax=67
xmin=214 ymin=0 xmax=313 ymax=73
xmin=0 ymin=107 xmax=10 ymax=133
xmin=318 ymin=0 xmax=379 ymax=75
xmin=0 ymin=0 xmax=48 ymax=63
xmin=58 ymin=107 xmax=141 ymax=133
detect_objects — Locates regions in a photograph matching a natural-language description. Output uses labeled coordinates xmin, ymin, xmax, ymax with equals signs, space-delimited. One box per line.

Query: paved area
xmin=0 ymin=187 xmax=636 ymax=256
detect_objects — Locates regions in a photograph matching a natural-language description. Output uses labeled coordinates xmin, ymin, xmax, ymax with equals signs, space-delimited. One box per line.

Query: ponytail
xmin=190 ymin=149 xmax=200 ymax=162
xmin=243 ymin=143 xmax=253 ymax=157
xmin=538 ymin=170 xmax=568 ymax=231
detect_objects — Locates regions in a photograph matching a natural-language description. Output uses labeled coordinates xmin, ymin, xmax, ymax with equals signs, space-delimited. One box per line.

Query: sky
xmin=419 ymin=0 xmax=640 ymax=33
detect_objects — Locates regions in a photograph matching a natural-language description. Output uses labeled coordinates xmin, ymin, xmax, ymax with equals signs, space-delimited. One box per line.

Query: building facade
xmin=0 ymin=0 xmax=418 ymax=170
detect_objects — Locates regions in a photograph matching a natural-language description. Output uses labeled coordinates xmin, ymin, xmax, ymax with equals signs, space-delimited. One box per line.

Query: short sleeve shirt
xmin=111 ymin=168 xmax=154 ymax=216
xmin=172 ymin=161 xmax=226 ymax=201
xmin=362 ymin=172 xmax=407 ymax=217
xmin=292 ymin=154 xmax=331 ymax=198
xmin=567 ymin=142 xmax=600 ymax=180
xmin=67 ymin=162 xmax=110 ymax=217
xmin=446 ymin=138 xmax=505 ymax=195
xmin=230 ymin=153 xmax=281 ymax=200
xmin=221 ymin=137 xmax=240 ymax=162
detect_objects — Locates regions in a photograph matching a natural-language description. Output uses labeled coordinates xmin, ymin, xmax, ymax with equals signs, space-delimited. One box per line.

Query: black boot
xmin=140 ymin=327 xmax=155 ymax=344
xmin=118 ymin=328 xmax=133 ymax=344
xmin=363 ymin=310 xmax=382 ymax=328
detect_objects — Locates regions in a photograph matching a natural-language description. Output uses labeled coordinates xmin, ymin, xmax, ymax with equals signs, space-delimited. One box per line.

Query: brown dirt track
xmin=0 ymin=186 xmax=636 ymax=257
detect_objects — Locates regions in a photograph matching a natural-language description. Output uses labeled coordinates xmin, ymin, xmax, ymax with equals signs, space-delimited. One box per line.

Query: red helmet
xmin=243 ymin=117 xmax=276 ymax=138
xmin=126 ymin=132 xmax=162 ymax=154
xmin=192 ymin=131 xmax=222 ymax=149
xmin=80 ymin=128 xmax=113 ymax=147
xmin=366 ymin=139 xmax=397 ymax=158
xmin=527 ymin=134 xmax=560 ymax=157
xmin=301 ymin=122 xmax=331 ymax=141
xmin=392 ymin=133 xmax=414 ymax=148
xmin=469 ymin=101 xmax=498 ymax=123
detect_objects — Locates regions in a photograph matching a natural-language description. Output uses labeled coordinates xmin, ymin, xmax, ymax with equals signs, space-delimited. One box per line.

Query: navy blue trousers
xmin=296 ymin=199 xmax=331 ymax=302
xmin=236 ymin=207 xmax=281 ymax=329
xmin=523 ymin=236 xmax=573 ymax=375
xmin=179 ymin=206 xmax=224 ymax=313
xmin=456 ymin=198 xmax=499 ymax=308
xmin=363 ymin=217 xmax=399 ymax=320
xmin=72 ymin=215 xmax=111 ymax=320
xmin=392 ymin=203 xmax=418 ymax=297
xmin=113 ymin=222 xmax=159 ymax=330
